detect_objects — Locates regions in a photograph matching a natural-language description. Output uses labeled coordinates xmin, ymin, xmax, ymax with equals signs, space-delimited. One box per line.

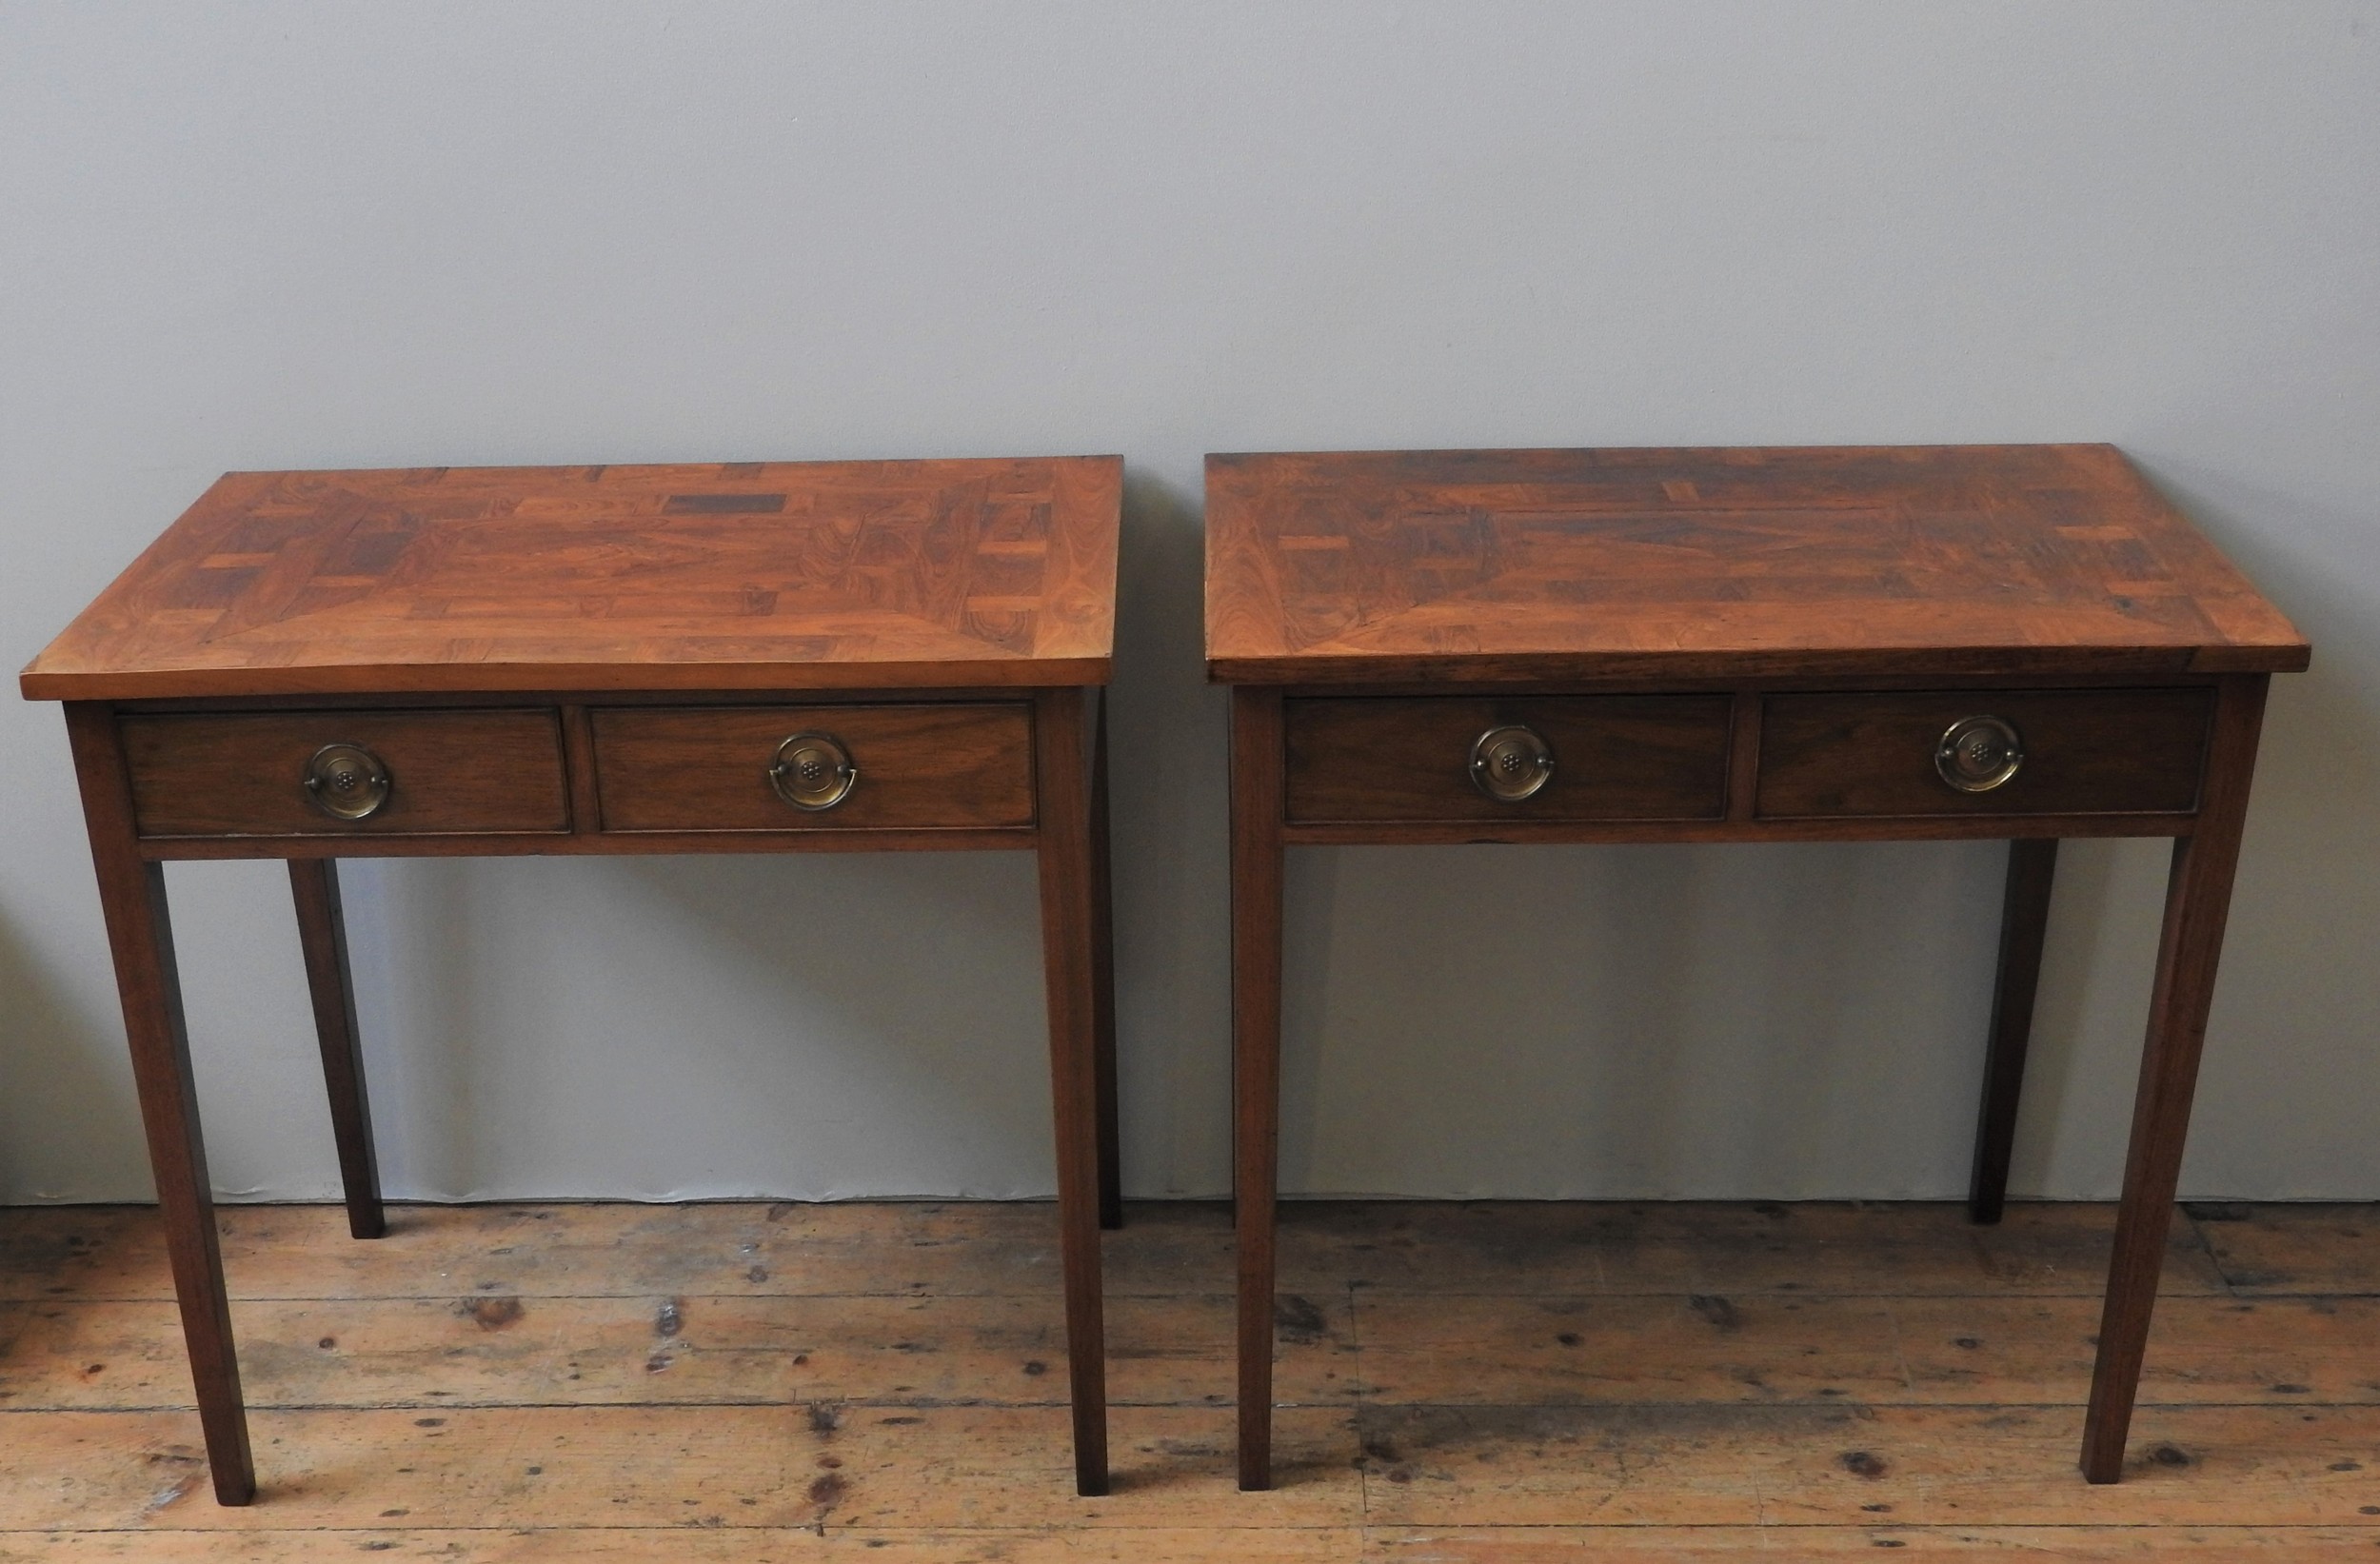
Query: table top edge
xmin=1202 ymin=643 xmax=2310 ymax=686
xmin=22 ymin=654 xmax=1114 ymax=703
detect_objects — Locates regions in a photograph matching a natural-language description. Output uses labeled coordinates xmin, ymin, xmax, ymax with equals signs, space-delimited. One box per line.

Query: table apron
xmin=1282 ymin=813 xmax=2192 ymax=847
xmin=91 ymin=694 xmax=1065 ymax=858
xmin=134 ymin=827 xmax=1042 ymax=860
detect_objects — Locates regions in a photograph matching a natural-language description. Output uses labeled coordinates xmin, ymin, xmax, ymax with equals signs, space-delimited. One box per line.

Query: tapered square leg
xmin=1088 ymin=690 xmax=1122 ymax=1231
xmin=65 ymin=703 xmax=256 ymax=1505
xmin=1969 ymin=838 xmax=2059 ymax=1224
xmin=2081 ymin=675 xmax=2270 ymax=1482
xmin=1230 ymin=687 xmax=1286 ymax=1491
xmin=1034 ymin=687 xmax=1110 ymax=1497
xmin=288 ymin=859 xmax=386 ymax=1239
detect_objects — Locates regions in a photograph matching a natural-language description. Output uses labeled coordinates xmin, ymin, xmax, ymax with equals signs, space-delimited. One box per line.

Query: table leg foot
xmin=1089 ymin=690 xmax=1122 ymax=1232
xmin=2079 ymin=675 xmax=2268 ymax=1483
xmin=1036 ymin=688 xmax=1110 ymax=1496
xmin=290 ymin=859 xmax=386 ymax=1240
xmin=1969 ymin=838 xmax=2058 ymax=1225
xmin=1230 ymin=687 xmax=1284 ymax=1493
xmin=68 ymin=703 xmax=257 ymax=1505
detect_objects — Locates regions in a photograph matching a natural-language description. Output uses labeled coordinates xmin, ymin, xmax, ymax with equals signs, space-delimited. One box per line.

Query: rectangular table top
xmin=23 ymin=458 xmax=1122 ymax=701
xmin=1204 ymin=445 xmax=2308 ymax=684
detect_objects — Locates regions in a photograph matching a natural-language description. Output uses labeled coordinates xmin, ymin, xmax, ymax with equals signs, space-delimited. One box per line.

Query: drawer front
xmin=1756 ymin=689 xmax=2212 ymax=819
xmin=122 ymin=710 xmax=569 ymax=838
xmin=1283 ymin=696 xmax=1733 ymax=824
xmin=591 ymin=703 xmax=1036 ymax=833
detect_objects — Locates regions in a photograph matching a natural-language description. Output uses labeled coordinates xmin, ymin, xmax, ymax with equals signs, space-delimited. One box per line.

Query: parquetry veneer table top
xmin=1205 ymin=444 xmax=2307 ymax=683
xmin=24 ymin=457 xmax=1122 ymax=700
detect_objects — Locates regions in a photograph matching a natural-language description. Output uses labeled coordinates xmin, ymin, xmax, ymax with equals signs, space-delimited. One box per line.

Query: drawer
xmin=591 ymin=703 xmax=1036 ymax=833
xmin=1283 ymin=696 xmax=1733 ymax=824
xmin=1756 ymin=689 xmax=2212 ymax=819
xmin=121 ymin=710 xmax=569 ymax=838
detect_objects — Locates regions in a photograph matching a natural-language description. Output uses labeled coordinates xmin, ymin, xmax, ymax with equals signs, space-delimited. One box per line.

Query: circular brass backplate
xmin=769 ymin=732 xmax=859 ymax=811
xmin=304 ymin=742 xmax=391 ymax=821
xmin=1469 ymin=723 xmax=1557 ymax=802
xmin=1935 ymin=715 xmax=2025 ymax=793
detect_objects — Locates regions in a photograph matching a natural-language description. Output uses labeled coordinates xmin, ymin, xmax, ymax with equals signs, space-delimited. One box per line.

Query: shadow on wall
xmin=39 ymin=457 xmax=2363 ymax=1207
xmin=337 ymin=844 xmax=1053 ymax=1202
xmin=1256 ymin=455 xmax=2380 ymax=1202
xmin=70 ymin=466 xmax=1235 ymax=1209
xmin=0 ymin=900 xmax=147 ymax=1201
xmin=1106 ymin=468 xmax=1232 ymax=1196
xmin=330 ymin=468 xmax=1230 ymax=1202
xmin=2139 ymin=459 xmax=2380 ymax=1196
xmin=1279 ymin=837 xmax=2013 ymax=1199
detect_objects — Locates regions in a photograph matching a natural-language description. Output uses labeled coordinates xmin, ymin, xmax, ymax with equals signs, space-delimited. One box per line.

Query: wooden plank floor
xmin=4 ymin=1199 xmax=2380 ymax=1557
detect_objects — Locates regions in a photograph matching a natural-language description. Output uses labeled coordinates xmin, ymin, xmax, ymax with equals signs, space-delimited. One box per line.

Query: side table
xmin=1204 ymin=444 xmax=2309 ymax=1489
xmin=23 ymin=456 xmax=1125 ymax=1500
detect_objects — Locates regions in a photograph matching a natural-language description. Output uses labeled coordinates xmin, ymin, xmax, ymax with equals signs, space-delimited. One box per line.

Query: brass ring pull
xmin=1935 ymin=715 xmax=2024 ymax=793
xmin=303 ymin=742 xmax=391 ymax=821
xmin=1469 ymin=723 xmax=1556 ymax=802
xmin=769 ymin=732 xmax=858 ymax=811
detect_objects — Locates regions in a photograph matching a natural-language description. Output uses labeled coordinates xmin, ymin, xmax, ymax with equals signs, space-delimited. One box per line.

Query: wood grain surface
xmin=120 ymin=708 xmax=569 ymax=839
xmin=0 ymin=1198 xmax=2229 ymax=1305
xmin=1755 ymin=687 xmax=2213 ymax=820
xmin=589 ymin=703 xmax=1035 ymax=833
xmin=1283 ymin=694 xmax=1731 ymax=823
xmin=4 ymin=1198 xmax=2378 ymax=1557
xmin=22 ymin=458 xmax=1121 ymax=700
xmin=1205 ymin=445 xmax=2310 ymax=684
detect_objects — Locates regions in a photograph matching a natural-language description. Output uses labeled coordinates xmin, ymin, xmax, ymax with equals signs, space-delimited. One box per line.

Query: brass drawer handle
xmin=769 ymin=732 xmax=859 ymax=811
xmin=1470 ymin=723 xmax=1556 ymax=802
xmin=304 ymin=742 xmax=391 ymax=821
xmin=1935 ymin=715 xmax=2025 ymax=793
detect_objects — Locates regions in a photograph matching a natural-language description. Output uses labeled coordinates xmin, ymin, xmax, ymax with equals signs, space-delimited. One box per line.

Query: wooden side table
xmin=1205 ymin=444 xmax=2310 ymax=1490
xmin=22 ymin=457 xmax=1126 ymax=1501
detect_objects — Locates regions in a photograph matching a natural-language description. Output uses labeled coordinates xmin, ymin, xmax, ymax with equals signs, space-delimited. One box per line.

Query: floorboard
xmin=1 ymin=1199 xmax=2374 ymax=1557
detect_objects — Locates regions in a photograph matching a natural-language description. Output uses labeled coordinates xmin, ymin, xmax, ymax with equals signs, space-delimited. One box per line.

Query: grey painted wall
xmin=3 ymin=2 xmax=2375 ymax=1204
